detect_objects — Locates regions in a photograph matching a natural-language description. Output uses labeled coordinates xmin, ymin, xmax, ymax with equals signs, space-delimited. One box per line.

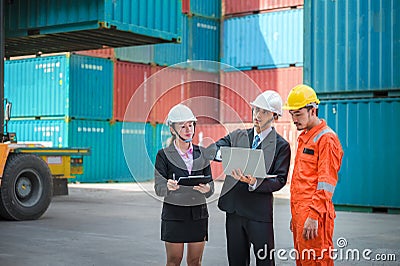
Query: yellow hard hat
xmin=283 ymin=84 xmax=320 ymax=110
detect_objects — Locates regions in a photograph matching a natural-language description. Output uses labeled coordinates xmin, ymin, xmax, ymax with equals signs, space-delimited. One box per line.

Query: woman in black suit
xmin=154 ymin=104 xmax=214 ymax=266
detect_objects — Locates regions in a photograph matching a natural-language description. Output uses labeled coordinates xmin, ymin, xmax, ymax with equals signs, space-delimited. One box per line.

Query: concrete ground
xmin=0 ymin=181 xmax=399 ymax=266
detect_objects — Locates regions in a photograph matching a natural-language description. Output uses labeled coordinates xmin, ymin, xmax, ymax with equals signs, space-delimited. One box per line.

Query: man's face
xmin=252 ymin=107 xmax=273 ymax=133
xmin=289 ymin=107 xmax=313 ymax=131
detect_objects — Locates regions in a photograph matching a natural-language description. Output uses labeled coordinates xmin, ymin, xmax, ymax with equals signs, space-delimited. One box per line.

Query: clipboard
xmin=220 ymin=147 xmax=268 ymax=178
xmin=177 ymin=175 xmax=212 ymax=186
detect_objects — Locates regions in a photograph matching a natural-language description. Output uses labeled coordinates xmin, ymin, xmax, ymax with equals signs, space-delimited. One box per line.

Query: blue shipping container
xmin=222 ymin=9 xmax=303 ymax=69
xmin=304 ymin=0 xmax=400 ymax=94
xmin=5 ymin=0 xmax=181 ymax=41
xmin=8 ymin=119 xmax=112 ymax=183
xmin=117 ymin=122 xmax=155 ymax=182
xmin=5 ymin=54 xmax=113 ymax=120
xmin=8 ymin=119 xmax=157 ymax=183
xmin=114 ymin=15 xmax=220 ymax=72
xmin=319 ymin=98 xmax=400 ymax=208
xmin=183 ymin=0 xmax=221 ymax=19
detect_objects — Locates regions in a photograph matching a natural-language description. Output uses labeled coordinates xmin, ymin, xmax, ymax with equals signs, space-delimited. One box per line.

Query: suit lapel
xmin=260 ymin=127 xmax=277 ymax=173
xmin=165 ymin=144 xmax=189 ymax=174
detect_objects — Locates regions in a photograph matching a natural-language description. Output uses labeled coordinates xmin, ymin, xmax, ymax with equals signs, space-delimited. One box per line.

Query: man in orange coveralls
xmin=283 ymin=84 xmax=343 ymax=265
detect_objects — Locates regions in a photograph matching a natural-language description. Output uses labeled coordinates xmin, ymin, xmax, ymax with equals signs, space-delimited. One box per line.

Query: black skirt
xmin=161 ymin=218 xmax=208 ymax=243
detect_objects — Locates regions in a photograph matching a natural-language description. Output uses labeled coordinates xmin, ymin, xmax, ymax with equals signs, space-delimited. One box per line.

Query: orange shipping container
xmin=220 ymin=67 xmax=303 ymax=123
xmin=223 ymin=0 xmax=303 ymax=16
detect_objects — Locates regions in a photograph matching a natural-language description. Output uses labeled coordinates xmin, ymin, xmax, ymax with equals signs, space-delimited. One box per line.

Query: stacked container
xmin=304 ymin=0 xmax=400 ymax=211
xmin=5 ymin=54 xmax=155 ymax=182
xmin=4 ymin=0 xmax=182 ymax=57
xmin=71 ymin=0 xmax=222 ymax=181
xmin=219 ymin=0 xmax=304 ymax=182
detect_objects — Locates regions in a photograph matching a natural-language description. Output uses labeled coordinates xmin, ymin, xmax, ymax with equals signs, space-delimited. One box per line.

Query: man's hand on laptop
xmin=231 ymin=169 xmax=256 ymax=185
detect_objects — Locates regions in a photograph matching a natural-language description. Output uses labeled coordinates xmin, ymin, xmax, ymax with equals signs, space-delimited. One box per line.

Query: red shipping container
xmin=114 ymin=61 xmax=153 ymax=122
xmin=148 ymin=67 xmax=190 ymax=123
xmin=185 ymin=71 xmax=220 ymax=124
xmin=182 ymin=0 xmax=190 ymax=14
xmin=149 ymin=68 xmax=221 ymax=124
xmin=220 ymin=67 xmax=303 ymax=123
xmin=223 ymin=0 xmax=303 ymax=16
xmin=74 ymin=48 xmax=115 ymax=59
xmin=274 ymin=121 xmax=299 ymax=183
xmin=193 ymin=123 xmax=228 ymax=181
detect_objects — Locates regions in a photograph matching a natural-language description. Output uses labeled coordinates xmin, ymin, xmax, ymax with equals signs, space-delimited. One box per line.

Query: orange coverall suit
xmin=291 ymin=120 xmax=343 ymax=265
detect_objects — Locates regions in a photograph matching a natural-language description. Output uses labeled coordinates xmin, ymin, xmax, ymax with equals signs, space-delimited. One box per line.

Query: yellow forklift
xmin=0 ymin=1 xmax=89 ymax=220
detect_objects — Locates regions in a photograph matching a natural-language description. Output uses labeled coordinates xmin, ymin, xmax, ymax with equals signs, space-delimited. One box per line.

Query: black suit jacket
xmin=154 ymin=144 xmax=214 ymax=221
xmin=216 ymin=127 xmax=291 ymax=222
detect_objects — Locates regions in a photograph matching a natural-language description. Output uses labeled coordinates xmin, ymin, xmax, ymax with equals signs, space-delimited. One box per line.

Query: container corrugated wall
xmin=114 ymin=46 xmax=154 ymax=65
xmin=222 ymin=9 xmax=303 ymax=69
xmin=113 ymin=62 xmax=153 ymax=122
xmin=5 ymin=54 xmax=113 ymax=120
xmin=111 ymin=15 xmax=220 ymax=72
xmin=74 ymin=48 xmax=115 ymax=59
xmin=319 ymin=98 xmax=400 ymax=208
xmin=116 ymin=122 xmax=155 ymax=182
xmin=8 ymin=119 xmax=112 ymax=183
xmin=148 ymin=68 xmax=220 ymax=123
xmin=185 ymin=71 xmax=220 ymax=124
xmin=304 ymin=0 xmax=400 ymax=94
xmin=68 ymin=120 xmax=112 ymax=182
xmin=5 ymin=0 xmax=181 ymax=40
xmin=220 ymin=67 xmax=303 ymax=122
xmin=182 ymin=0 xmax=221 ymax=18
xmin=223 ymin=0 xmax=304 ymax=16
xmin=8 ymin=119 xmax=157 ymax=183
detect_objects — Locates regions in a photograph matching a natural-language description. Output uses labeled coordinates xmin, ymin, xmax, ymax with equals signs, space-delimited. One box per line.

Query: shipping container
xmin=147 ymin=67 xmax=191 ymax=123
xmin=5 ymin=0 xmax=182 ymax=57
xmin=223 ymin=0 xmax=303 ymax=16
xmin=113 ymin=61 xmax=153 ymax=122
xmin=222 ymin=9 xmax=303 ymax=69
xmin=112 ymin=14 xmax=220 ymax=72
xmin=5 ymin=54 xmax=113 ymax=120
xmin=319 ymin=98 xmax=400 ymax=209
xmin=115 ymin=45 xmax=154 ymax=65
xmin=274 ymin=121 xmax=298 ymax=183
xmin=182 ymin=0 xmax=222 ymax=18
xmin=117 ymin=122 xmax=155 ymax=182
xmin=8 ymin=119 xmax=113 ymax=183
xmin=73 ymin=48 xmax=115 ymax=59
xmin=146 ymin=67 xmax=220 ymax=124
xmin=304 ymin=0 xmax=400 ymax=95
xmin=184 ymin=71 xmax=220 ymax=124
xmin=220 ymin=67 xmax=303 ymax=123
xmin=8 ymin=119 xmax=157 ymax=183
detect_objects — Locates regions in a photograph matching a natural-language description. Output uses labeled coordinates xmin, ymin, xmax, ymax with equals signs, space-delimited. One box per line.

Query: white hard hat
xmin=166 ymin=104 xmax=197 ymax=125
xmin=250 ymin=90 xmax=283 ymax=116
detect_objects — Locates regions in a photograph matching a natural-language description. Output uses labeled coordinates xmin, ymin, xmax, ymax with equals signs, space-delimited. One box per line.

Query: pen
xmin=172 ymin=173 xmax=175 ymax=181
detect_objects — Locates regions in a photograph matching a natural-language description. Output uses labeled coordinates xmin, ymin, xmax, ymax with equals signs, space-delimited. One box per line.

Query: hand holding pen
xmin=167 ymin=173 xmax=180 ymax=191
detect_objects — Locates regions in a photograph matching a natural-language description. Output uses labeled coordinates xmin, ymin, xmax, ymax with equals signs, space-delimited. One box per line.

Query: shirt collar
xmin=173 ymin=141 xmax=193 ymax=157
xmin=254 ymin=126 xmax=273 ymax=143
xmin=299 ymin=119 xmax=327 ymax=144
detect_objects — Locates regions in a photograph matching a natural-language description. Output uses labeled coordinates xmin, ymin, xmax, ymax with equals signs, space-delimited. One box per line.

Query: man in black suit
xmin=208 ymin=90 xmax=291 ymax=266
